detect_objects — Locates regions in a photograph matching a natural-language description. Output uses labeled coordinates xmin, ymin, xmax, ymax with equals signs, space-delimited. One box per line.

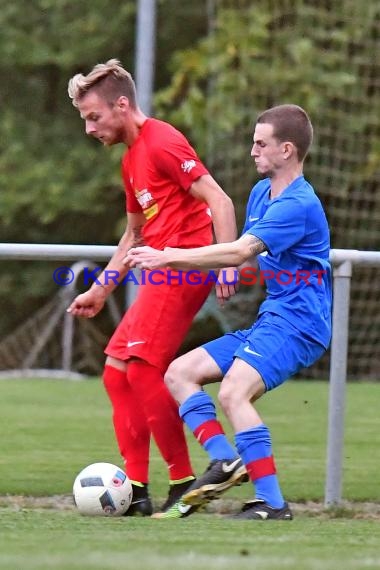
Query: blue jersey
xmin=242 ymin=175 xmax=332 ymax=349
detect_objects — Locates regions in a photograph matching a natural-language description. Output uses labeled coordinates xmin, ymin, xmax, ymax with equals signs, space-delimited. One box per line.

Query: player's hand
xmin=215 ymin=267 xmax=239 ymax=305
xmin=67 ymin=287 xmax=107 ymax=318
xmin=125 ymin=246 xmax=167 ymax=270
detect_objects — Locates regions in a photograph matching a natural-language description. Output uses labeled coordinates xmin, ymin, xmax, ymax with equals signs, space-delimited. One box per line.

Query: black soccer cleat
xmin=160 ymin=478 xmax=196 ymax=512
xmin=181 ymin=458 xmax=248 ymax=507
xmin=151 ymin=478 xmax=199 ymax=519
xmin=230 ymin=499 xmax=293 ymax=520
xmin=123 ymin=483 xmax=153 ymax=517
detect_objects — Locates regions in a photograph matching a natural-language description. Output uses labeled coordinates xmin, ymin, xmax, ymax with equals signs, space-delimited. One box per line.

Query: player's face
xmin=251 ymin=123 xmax=286 ymax=178
xmin=78 ymin=91 xmax=127 ymax=146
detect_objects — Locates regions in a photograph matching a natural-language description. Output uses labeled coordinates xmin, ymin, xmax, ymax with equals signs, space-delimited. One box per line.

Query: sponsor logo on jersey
xmin=144 ymin=203 xmax=159 ymax=220
xmin=181 ymin=159 xmax=196 ymax=173
xmin=135 ymin=188 xmax=158 ymax=220
xmin=135 ymin=188 xmax=154 ymax=209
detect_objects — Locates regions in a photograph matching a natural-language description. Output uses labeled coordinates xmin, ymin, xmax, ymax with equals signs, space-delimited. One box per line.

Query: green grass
xmin=0 ymin=378 xmax=378 ymax=502
xmin=0 ymin=378 xmax=379 ymax=570
xmin=1 ymin=510 xmax=380 ymax=570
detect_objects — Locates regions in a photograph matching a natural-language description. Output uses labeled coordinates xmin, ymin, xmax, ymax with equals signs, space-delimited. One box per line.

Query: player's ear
xmin=115 ymin=96 xmax=130 ymax=111
xmin=282 ymin=141 xmax=295 ymax=160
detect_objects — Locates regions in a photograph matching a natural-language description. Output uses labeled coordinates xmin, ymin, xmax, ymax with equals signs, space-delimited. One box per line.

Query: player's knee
xmin=103 ymin=361 xmax=127 ymax=397
xmin=164 ymin=358 xmax=185 ymax=396
xmin=218 ymin=378 xmax=243 ymax=417
xmin=218 ymin=383 xmax=235 ymax=415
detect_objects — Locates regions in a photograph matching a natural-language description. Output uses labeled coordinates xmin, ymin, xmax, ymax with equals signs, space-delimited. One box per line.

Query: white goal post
xmin=0 ymin=243 xmax=379 ymax=507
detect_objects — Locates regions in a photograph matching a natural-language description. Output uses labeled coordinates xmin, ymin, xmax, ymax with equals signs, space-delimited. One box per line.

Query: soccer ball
xmin=73 ymin=462 xmax=133 ymax=516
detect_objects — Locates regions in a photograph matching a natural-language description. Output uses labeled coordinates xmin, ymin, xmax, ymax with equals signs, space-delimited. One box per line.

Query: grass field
xmin=0 ymin=378 xmax=379 ymax=570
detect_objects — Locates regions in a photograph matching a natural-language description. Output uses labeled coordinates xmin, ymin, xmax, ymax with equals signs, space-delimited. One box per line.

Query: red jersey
xmin=122 ymin=118 xmax=213 ymax=250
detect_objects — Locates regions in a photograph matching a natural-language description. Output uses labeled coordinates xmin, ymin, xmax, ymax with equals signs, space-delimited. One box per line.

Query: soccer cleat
xmin=230 ymin=499 xmax=293 ymax=520
xmin=160 ymin=478 xmax=196 ymax=512
xmin=151 ymin=499 xmax=199 ymax=519
xmin=151 ymin=478 xmax=197 ymax=519
xmin=181 ymin=458 xmax=248 ymax=507
xmin=123 ymin=483 xmax=153 ymax=517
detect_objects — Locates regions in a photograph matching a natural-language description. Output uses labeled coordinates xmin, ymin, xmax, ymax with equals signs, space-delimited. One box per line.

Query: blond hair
xmin=68 ymin=59 xmax=137 ymax=108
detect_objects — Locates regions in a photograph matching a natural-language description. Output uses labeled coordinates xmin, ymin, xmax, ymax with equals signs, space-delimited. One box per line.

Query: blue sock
xmin=179 ymin=391 xmax=237 ymax=461
xmin=235 ymin=424 xmax=284 ymax=508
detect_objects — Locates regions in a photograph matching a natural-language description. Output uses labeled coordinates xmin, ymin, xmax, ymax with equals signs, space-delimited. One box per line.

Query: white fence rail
xmin=0 ymin=243 xmax=379 ymax=507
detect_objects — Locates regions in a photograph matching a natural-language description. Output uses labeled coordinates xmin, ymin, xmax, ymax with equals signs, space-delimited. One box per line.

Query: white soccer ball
xmin=73 ymin=462 xmax=133 ymax=516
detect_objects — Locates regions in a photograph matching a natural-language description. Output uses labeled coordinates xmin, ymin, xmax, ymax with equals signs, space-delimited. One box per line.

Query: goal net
xmin=199 ymin=0 xmax=379 ymax=380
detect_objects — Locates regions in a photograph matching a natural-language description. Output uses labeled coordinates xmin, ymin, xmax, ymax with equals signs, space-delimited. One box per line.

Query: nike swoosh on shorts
xmin=243 ymin=346 xmax=263 ymax=357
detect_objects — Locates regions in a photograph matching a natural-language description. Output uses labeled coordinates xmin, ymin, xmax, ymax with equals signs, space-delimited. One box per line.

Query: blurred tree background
xmin=0 ymin=0 xmax=379 ymax=377
xmin=0 ymin=0 xmax=207 ymax=334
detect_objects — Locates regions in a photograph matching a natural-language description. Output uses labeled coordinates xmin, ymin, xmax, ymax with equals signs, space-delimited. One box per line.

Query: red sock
xmin=127 ymin=360 xmax=194 ymax=481
xmin=103 ymin=364 xmax=150 ymax=483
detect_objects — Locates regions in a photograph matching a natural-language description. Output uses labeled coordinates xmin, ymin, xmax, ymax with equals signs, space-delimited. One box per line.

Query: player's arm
xmin=93 ymin=211 xmax=146 ymax=294
xmin=190 ymin=174 xmax=238 ymax=302
xmin=67 ymin=212 xmax=146 ymax=317
xmin=126 ymin=234 xmax=267 ymax=272
xmin=189 ymin=174 xmax=237 ymax=244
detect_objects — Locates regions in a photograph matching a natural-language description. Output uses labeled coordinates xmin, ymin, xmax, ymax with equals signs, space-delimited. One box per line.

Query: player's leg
xmin=221 ymin=312 xmax=325 ymax=520
xmin=124 ymin=276 xmax=213 ymax=511
xmin=217 ymin=356 xmax=292 ymax=520
xmin=154 ymin=333 xmax=250 ymax=519
xmin=127 ymin=357 xmax=195 ymax=482
xmin=102 ymin=356 xmax=153 ymax=516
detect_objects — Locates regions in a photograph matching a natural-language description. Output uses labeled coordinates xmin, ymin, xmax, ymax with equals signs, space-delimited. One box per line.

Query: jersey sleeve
xmin=241 ymin=188 xmax=256 ymax=234
xmin=150 ymin=130 xmax=209 ymax=190
xmin=121 ymin=158 xmax=142 ymax=214
xmin=246 ymin=195 xmax=307 ymax=255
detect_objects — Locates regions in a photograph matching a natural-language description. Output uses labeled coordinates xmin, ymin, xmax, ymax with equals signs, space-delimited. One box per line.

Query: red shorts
xmin=105 ymin=270 xmax=212 ymax=373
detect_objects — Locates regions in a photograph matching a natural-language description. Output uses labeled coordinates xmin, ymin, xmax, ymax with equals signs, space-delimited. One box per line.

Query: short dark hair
xmin=257 ymin=104 xmax=313 ymax=161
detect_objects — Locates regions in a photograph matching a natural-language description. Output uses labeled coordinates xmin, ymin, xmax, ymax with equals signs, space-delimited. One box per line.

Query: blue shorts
xmin=202 ymin=312 xmax=326 ymax=391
